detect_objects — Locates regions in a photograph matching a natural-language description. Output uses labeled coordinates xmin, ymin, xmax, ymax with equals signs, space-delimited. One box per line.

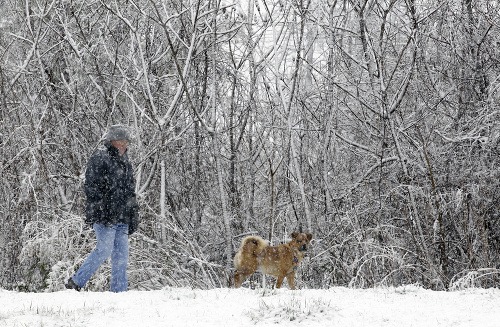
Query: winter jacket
xmin=84 ymin=142 xmax=139 ymax=234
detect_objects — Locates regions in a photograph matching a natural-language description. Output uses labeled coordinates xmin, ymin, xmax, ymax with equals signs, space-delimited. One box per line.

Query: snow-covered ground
xmin=1 ymin=286 xmax=499 ymax=326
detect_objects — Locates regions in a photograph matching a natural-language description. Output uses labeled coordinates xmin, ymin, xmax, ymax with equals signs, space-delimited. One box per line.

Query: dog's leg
xmin=234 ymin=271 xmax=253 ymax=288
xmin=234 ymin=271 xmax=245 ymax=288
xmin=275 ymin=275 xmax=285 ymax=289
xmin=286 ymin=272 xmax=296 ymax=290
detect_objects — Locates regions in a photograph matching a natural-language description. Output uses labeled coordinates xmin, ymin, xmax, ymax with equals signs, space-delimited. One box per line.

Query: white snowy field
xmin=1 ymin=286 xmax=499 ymax=327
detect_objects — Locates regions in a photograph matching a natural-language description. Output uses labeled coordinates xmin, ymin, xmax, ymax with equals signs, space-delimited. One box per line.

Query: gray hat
xmin=103 ymin=125 xmax=132 ymax=142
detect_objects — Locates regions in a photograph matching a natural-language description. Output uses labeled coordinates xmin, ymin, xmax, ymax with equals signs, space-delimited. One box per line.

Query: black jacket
xmin=84 ymin=142 xmax=139 ymax=234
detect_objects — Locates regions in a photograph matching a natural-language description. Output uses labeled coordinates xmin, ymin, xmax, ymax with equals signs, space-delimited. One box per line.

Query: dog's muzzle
xmin=299 ymin=244 xmax=307 ymax=252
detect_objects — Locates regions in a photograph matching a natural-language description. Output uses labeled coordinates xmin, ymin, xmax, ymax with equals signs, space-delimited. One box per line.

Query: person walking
xmin=66 ymin=125 xmax=139 ymax=292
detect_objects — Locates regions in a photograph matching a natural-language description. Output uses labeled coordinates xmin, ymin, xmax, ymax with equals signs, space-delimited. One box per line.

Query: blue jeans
xmin=72 ymin=223 xmax=129 ymax=292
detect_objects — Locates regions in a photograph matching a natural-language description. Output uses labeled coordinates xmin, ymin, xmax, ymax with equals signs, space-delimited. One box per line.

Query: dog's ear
xmin=306 ymin=233 xmax=313 ymax=241
xmin=291 ymin=232 xmax=299 ymax=239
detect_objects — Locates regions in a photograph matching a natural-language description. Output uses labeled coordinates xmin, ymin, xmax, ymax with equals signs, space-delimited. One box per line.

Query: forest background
xmin=1 ymin=0 xmax=500 ymax=292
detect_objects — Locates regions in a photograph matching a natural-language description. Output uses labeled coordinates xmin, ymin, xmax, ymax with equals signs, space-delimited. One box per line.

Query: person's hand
xmin=127 ymin=197 xmax=139 ymax=235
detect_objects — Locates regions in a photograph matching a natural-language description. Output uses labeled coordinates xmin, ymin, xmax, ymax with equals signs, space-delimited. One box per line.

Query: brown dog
xmin=233 ymin=232 xmax=313 ymax=289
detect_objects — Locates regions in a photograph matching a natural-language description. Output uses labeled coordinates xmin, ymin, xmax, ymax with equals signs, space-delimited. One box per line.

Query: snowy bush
xmin=246 ymin=294 xmax=333 ymax=323
xmin=18 ymin=212 xmax=94 ymax=292
xmin=449 ymin=269 xmax=500 ymax=291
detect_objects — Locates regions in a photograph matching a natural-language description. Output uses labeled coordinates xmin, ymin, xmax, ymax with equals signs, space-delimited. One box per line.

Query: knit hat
xmin=103 ymin=125 xmax=132 ymax=142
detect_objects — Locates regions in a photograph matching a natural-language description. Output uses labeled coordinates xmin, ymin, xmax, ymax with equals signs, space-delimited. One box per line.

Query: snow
xmin=1 ymin=285 xmax=499 ymax=326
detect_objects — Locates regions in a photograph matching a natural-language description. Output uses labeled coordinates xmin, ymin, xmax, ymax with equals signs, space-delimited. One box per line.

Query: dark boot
xmin=65 ymin=278 xmax=81 ymax=291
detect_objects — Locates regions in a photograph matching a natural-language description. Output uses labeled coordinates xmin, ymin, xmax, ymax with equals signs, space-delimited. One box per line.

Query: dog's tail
xmin=234 ymin=235 xmax=268 ymax=269
xmin=240 ymin=235 xmax=268 ymax=254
